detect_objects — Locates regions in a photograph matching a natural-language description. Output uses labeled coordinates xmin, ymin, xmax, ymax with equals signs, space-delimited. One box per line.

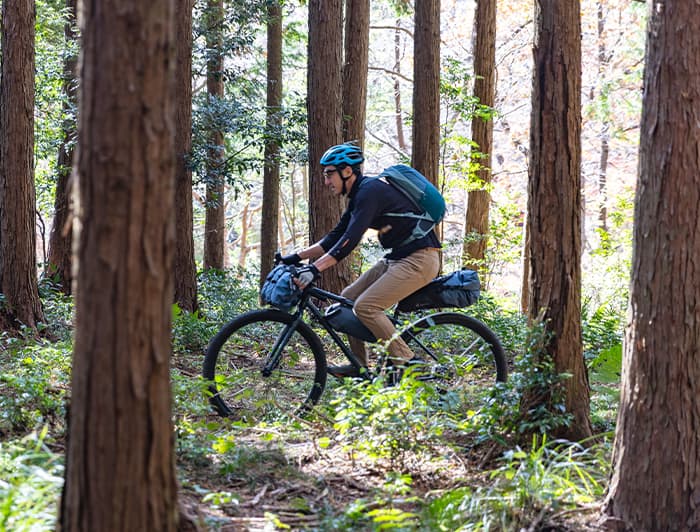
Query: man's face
xmin=323 ymin=166 xmax=346 ymax=195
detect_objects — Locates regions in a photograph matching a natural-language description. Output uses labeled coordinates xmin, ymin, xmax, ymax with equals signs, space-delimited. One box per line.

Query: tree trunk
xmin=603 ymin=2 xmax=700 ymax=529
xmin=203 ymin=0 xmax=226 ymax=271
xmin=260 ymin=1 xmax=283 ymax=286
xmin=342 ymin=0 xmax=369 ymax=280
xmin=237 ymin=193 xmax=251 ymax=270
xmin=173 ymin=0 xmax=198 ymax=311
xmin=526 ymin=0 xmax=591 ymax=441
xmin=47 ymin=0 xmax=78 ymax=296
xmin=59 ymin=0 xmax=178 ymax=530
xmin=411 ymin=0 xmax=440 ymax=186
xmin=520 ymin=208 xmax=529 ymax=314
xmin=596 ymin=1 xmax=609 ymax=234
xmin=0 ymin=0 xmax=44 ymax=331
xmin=307 ymin=0 xmax=353 ymax=294
xmin=342 ymin=0 xmax=369 ymax=146
xmin=463 ymin=0 xmax=497 ymax=272
xmin=393 ymin=22 xmax=407 ymax=152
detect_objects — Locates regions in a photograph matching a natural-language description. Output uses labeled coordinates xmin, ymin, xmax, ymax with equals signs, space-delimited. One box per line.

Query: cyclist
xmin=280 ymin=143 xmax=441 ymax=378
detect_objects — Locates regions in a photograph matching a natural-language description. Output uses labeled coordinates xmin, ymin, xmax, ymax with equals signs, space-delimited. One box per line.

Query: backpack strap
xmin=362 ymin=171 xmax=437 ymax=248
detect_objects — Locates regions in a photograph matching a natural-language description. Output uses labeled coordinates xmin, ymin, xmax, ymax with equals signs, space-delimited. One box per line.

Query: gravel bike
xmin=203 ymin=271 xmax=507 ymax=420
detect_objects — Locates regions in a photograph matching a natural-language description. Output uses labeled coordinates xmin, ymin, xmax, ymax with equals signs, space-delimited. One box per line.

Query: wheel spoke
xmin=401 ymin=312 xmax=507 ymax=400
xmin=203 ymin=310 xmax=327 ymax=420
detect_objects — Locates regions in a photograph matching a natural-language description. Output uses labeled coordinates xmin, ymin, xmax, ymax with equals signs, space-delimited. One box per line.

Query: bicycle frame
xmin=262 ymin=283 xmax=439 ymax=379
xmin=294 ymin=285 xmax=369 ymax=375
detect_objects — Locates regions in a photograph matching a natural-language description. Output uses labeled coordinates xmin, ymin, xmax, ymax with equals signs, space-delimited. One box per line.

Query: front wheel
xmin=400 ymin=312 xmax=507 ymax=396
xmin=203 ymin=309 xmax=327 ymax=420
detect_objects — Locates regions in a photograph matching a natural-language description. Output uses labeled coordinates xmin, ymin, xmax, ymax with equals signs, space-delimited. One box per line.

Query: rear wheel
xmin=203 ymin=309 xmax=327 ymax=420
xmin=400 ymin=312 xmax=507 ymax=397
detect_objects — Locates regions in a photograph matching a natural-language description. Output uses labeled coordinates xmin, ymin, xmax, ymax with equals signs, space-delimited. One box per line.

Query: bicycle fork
xmin=261 ymin=317 xmax=303 ymax=377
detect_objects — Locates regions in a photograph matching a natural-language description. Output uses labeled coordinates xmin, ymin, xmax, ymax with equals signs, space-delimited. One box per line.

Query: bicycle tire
xmin=203 ymin=309 xmax=328 ymax=419
xmin=400 ymin=311 xmax=507 ymax=393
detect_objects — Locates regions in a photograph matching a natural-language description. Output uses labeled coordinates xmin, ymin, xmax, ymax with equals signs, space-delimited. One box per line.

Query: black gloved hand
xmin=294 ymin=264 xmax=320 ymax=289
xmin=280 ymin=252 xmax=302 ymax=266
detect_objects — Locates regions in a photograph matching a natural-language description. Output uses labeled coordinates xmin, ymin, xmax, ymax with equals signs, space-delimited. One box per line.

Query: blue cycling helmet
xmin=319 ymin=143 xmax=364 ymax=167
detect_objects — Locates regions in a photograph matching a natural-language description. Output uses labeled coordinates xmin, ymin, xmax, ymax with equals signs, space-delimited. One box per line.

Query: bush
xmin=423 ymin=436 xmax=611 ymax=531
xmin=0 ymin=428 xmax=64 ymax=532
xmin=470 ymin=321 xmax=572 ymax=446
xmin=331 ymin=375 xmax=452 ymax=470
xmin=0 ymin=340 xmax=71 ymax=435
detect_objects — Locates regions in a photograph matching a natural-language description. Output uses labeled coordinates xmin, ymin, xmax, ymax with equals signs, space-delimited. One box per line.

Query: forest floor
xmin=173 ymin=347 xmax=613 ymax=532
xmin=176 ymin=416 xmax=609 ymax=531
xmin=0 ymin=282 xmax=619 ymax=532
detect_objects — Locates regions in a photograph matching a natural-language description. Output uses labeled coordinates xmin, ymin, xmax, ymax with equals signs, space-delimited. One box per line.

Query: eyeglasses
xmin=323 ymin=169 xmax=339 ymax=177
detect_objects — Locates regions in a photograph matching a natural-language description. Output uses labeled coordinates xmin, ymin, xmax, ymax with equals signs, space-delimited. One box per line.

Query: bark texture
xmin=464 ymin=0 xmax=497 ymax=271
xmin=527 ymin=0 xmax=591 ymax=440
xmin=59 ymin=1 xmax=178 ymax=530
xmin=411 ymin=0 xmax=440 ymax=186
xmin=203 ymin=0 xmax=226 ymax=270
xmin=47 ymin=0 xmax=78 ymax=295
xmin=341 ymin=0 xmax=370 ymax=277
xmin=307 ymin=0 xmax=353 ymax=294
xmin=260 ymin=1 xmax=283 ymax=285
xmin=0 ymin=0 xmax=44 ymax=330
xmin=342 ymin=0 xmax=369 ymax=146
xmin=173 ymin=0 xmax=198 ymax=311
xmin=604 ymin=2 xmax=700 ymax=529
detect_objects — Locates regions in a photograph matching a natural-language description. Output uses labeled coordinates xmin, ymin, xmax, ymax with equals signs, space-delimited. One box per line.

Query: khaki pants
xmin=340 ymin=247 xmax=440 ymax=365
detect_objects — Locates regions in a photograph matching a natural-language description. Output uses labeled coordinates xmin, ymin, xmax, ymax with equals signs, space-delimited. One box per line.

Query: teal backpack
xmin=376 ymin=164 xmax=446 ymax=246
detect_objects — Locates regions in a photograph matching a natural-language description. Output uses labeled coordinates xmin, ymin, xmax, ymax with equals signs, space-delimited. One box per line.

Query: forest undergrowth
xmin=0 ymin=271 xmax=622 ymax=531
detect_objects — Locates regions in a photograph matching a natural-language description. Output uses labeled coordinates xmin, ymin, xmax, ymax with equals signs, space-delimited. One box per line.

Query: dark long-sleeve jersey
xmin=318 ymin=174 xmax=442 ymax=261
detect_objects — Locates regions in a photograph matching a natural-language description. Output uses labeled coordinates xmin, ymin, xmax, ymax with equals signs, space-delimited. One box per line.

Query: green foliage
xmin=318 ymin=475 xmax=419 ymax=531
xmin=37 ymin=279 xmax=74 ymax=341
xmin=442 ymin=196 xmax=524 ymax=290
xmin=588 ymin=344 xmax=622 ymax=431
xmin=34 ymin=0 xmax=78 ymax=245
xmin=467 ymin=295 xmax=527 ymax=358
xmin=191 ymin=93 xmax=262 ymax=198
xmin=190 ymin=0 xmax=308 ymax=207
xmin=0 ymin=281 xmax=72 ymax=434
xmin=585 ymin=190 xmax=633 ymax=318
xmin=0 ymin=266 xmax=623 ymax=530
xmin=482 ymin=199 xmax=525 ymax=288
xmin=472 ymin=321 xmax=572 ymax=445
xmin=0 ymin=428 xmax=63 ymax=532
xmin=196 ymin=268 xmax=260 ymax=323
xmin=582 ymin=297 xmax=623 ymax=363
xmin=172 ymin=305 xmax=213 ymax=354
xmin=0 ymin=339 xmax=70 ymax=435
xmin=193 ymin=0 xmax=267 ymax=75
xmin=423 ymin=436 xmax=610 ymax=531
xmin=331 ymin=376 xmax=450 ymax=470
xmin=589 ymin=344 xmax=621 ymax=386
xmin=174 ymin=415 xmax=223 ymax=468
xmin=439 ymin=57 xmax=492 ymax=183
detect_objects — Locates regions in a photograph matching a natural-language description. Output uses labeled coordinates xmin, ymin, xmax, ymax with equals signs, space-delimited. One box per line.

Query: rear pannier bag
xmin=396 ymin=269 xmax=480 ymax=312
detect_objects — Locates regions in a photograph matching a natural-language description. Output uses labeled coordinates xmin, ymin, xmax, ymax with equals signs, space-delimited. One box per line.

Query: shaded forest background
xmin=27 ymin=0 xmax=644 ymax=304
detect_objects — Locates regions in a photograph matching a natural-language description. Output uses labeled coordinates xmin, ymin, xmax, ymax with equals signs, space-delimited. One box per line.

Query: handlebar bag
xmin=260 ymin=264 xmax=301 ymax=312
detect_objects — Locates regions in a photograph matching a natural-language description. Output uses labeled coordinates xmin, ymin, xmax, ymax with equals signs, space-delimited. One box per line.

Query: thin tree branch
xmin=368 ymin=66 xmax=412 ymax=84
xmin=370 ymin=25 xmax=413 ymax=39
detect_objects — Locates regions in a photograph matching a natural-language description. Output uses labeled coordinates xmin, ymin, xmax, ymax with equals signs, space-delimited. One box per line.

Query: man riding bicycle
xmin=280 ymin=143 xmax=441 ymax=379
